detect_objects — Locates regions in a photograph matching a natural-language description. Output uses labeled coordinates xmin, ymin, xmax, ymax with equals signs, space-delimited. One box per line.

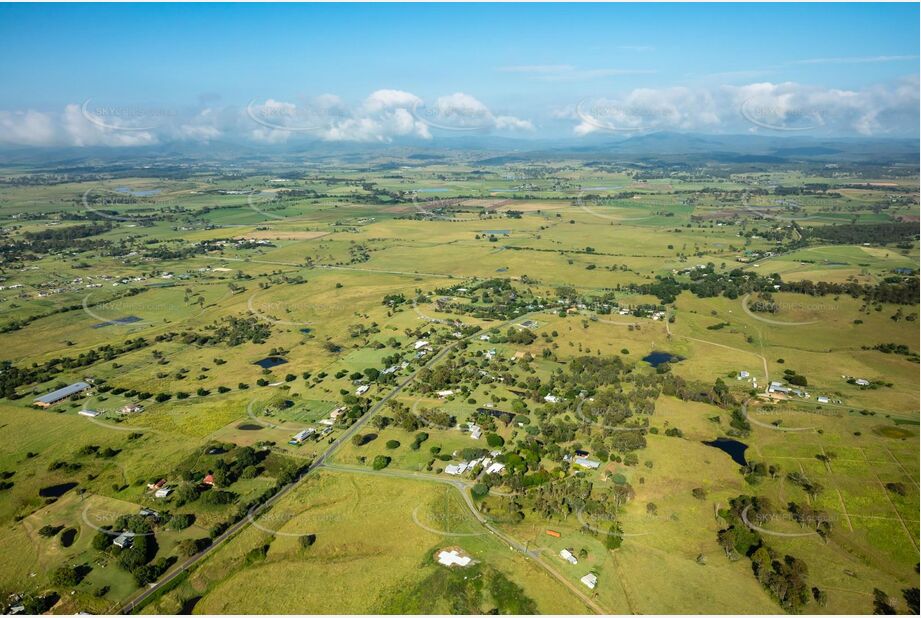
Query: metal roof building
xmin=33 ymin=382 xmax=91 ymax=407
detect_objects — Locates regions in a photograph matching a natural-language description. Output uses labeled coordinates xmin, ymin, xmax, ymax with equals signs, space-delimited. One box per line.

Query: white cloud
xmin=0 ymin=80 xmax=913 ymax=147
xmin=362 ymin=89 xmax=423 ymax=113
xmin=573 ymin=87 xmax=719 ymax=135
xmin=63 ymin=103 xmax=158 ymax=147
xmin=0 ymin=109 xmax=57 ymax=146
xmin=495 ymin=115 xmax=535 ymax=131
xmin=177 ymin=108 xmax=222 ymax=142
xmin=318 ymin=90 xmax=431 ymax=141
xmin=412 ymin=92 xmax=533 ymax=133
xmin=570 ymin=79 xmax=918 ymax=136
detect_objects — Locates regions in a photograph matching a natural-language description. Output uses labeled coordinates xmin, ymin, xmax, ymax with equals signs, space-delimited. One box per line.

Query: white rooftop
xmin=437 ymin=550 xmax=472 ymax=567
xmin=574 ymin=457 xmax=601 ymax=469
xmin=486 ymin=462 xmax=505 ymax=475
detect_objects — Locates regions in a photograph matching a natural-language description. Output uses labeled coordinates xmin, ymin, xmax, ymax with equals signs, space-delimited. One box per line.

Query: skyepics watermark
xmin=741 ymin=504 xmax=834 ymax=538
xmin=246 ymin=97 xmax=347 ymax=133
xmin=739 ymin=97 xmax=825 ymax=132
xmin=80 ymin=506 xmax=157 ymax=538
xmin=742 ymin=295 xmax=822 ymax=327
xmin=410 ymin=504 xmax=487 ymax=537
xmin=81 ymin=99 xmax=178 ymax=133
xmin=247 ymin=192 xmax=287 ymax=220
xmin=576 ymin=97 xmax=677 ymax=133
xmin=747 ymin=300 xmax=839 ymax=313
xmin=741 ymin=402 xmax=816 ymax=433
xmin=80 ymin=187 xmax=179 ymax=222
xmin=574 ymin=191 xmax=652 ymax=223
xmin=247 ymin=292 xmax=352 ymax=327
xmin=247 ymin=505 xmax=341 ymax=538
xmin=82 ymin=287 xmax=220 ymax=328
xmin=409 ymin=100 xmax=495 ymax=133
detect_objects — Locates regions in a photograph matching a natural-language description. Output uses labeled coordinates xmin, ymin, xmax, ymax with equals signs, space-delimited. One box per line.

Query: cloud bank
xmin=568 ymin=78 xmax=919 ymax=136
xmin=0 ymin=79 xmax=915 ymax=147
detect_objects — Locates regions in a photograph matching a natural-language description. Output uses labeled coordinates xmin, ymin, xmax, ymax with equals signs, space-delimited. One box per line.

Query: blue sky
xmin=0 ymin=3 xmax=917 ymax=145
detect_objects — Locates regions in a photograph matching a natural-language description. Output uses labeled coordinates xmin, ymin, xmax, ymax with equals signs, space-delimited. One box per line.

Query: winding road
xmin=118 ymin=308 xmax=566 ymax=614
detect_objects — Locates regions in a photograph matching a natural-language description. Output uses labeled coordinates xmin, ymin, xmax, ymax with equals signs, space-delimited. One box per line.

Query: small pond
xmin=93 ymin=316 xmax=142 ymax=328
xmin=39 ymin=482 xmax=78 ymax=498
xmin=642 ymin=351 xmax=683 ymax=367
xmin=254 ymin=356 xmax=287 ymax=369
xmin=702 ymin=438 xmax=749 ymax=466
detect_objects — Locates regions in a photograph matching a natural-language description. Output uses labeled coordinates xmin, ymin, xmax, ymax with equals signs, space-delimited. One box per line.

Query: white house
xmin=113 ymin=532 xmax=135 ymax=549
xmin=154 ymin=487 xmax=173 ymax=499
xmin=580 ymin=573 xmax=598 ymax=589
xmin=560 ymin=549 xmax=578 ymax=565
xmin=855 ymin=378 xmax=870 ymax=386
xmin=574 ymin=457 xmax=601 ymax=469
xmin=738 ymin=370 xmax=750 ymax=380
xmin=444 ymin=463 xmax=466 ymax=476
xmin=485 ymin=462 xmax=505 ymax=475
xmin=436 ymin=390 xmax=454 ymax=398
xmin=78 ymin=409 xmax=100 ymax=418
xmin=817 ymin=396 xmax=829 ymax=404
xmin=355 ymin=385 xmax=370 ymax=395
xmin=413 ymin=340 xmax=429 ymax=350
xmin=290 ymin=428 xmax=315 ymax=444
xmin=468 ymin=423 xmax=482 ymax=440
xmin=544 ymin=394 xmax=559 ymax=404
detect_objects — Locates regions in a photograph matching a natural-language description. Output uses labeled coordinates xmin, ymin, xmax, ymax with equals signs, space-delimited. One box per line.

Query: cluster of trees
xmin=3 ymin=222 xmax=114 ymax=262
xmin=802 ymin=222 xmax=918 ymax=246
xmin=24 ymin=222 xmax=112 ymax=242
xmin=0 ymin=337 xmax=149 ymax=399
xmin=868 ymin=342 xmax=918 ymax=360
xmin=90 ymin=515 xmax=172 ymax=586
xmin=625 ymin=266 xmax=919 ymax=306
xmin=172 ymin=445 xmax=264 ymax=506
xmin=717 ymin=496 xmax=817 ymax=613
xmin=180 ymin=316 xmax=272 ymax=346
xmin=432 ymin=278 xmax=544 ymax=321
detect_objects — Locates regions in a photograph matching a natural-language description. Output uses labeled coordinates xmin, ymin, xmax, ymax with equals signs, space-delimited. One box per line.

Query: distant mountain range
xmin=0 ymin=131 xmax=917 ymax=169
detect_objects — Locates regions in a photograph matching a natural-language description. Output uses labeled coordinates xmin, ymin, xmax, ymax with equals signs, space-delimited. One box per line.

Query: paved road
xmin=119 ymin=309 xmax=550 ymax=613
